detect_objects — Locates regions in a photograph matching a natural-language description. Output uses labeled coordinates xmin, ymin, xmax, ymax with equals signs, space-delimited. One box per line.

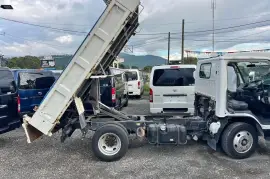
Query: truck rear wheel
xmin=221 ymin=122 xmax=257 ymax=159
xmin=92 ymin=124 xmax=129 ymax=162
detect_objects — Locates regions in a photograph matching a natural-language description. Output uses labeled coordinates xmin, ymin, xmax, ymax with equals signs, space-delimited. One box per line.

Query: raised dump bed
xmin=23 ymin=0 xmax=140 ymax=142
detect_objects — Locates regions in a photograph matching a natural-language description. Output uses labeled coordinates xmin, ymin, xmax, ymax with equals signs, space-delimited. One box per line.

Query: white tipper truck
xmin=23 ymin=0 xmax=140 ymax=141
xmin=23 ymin=0 xmax=270 ymax=162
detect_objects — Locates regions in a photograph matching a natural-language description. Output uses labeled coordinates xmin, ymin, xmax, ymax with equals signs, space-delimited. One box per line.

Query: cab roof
xmin=205 ymin=52 xmax=270 ymax=61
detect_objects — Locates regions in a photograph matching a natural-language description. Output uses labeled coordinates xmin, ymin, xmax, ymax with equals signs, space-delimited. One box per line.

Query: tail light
xmin=138 ymin=81 xmax=141 ymax=89
xmin=112 ymin=87 xmax=116 ymax=103
xmin=170 ymin=66 xmax=180 ymax=69
xmin=17 ymin=95 xmax=21 ymax=113
xmin=149 ymin=88 xmax=153 ymax=103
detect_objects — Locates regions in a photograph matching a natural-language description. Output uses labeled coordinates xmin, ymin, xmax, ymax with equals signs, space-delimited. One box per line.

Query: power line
xmin=140 ymin=12 xmax=270 ymax=26
xmin=136 ymin=19 xmax=270 ymax=36
xmin=185 ymin=19 xmax=270 ymax=34
xmin=0 ymin=17 xmax=88 ymax=35
xmin=184 ymin=28 xmax=270 ymax=50
xmin=0 ymin=32 xmax=68 ymax=48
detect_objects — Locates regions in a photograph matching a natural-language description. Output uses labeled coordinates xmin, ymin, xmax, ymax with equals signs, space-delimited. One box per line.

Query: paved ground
xmin=1 ymin=99 xmax=270 ymax=179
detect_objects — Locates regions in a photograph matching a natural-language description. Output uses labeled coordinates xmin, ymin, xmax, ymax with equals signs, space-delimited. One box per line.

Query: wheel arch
xmin=214 ymin=116 xmax=263 ymax=146
xmin=226 ymin=117 xmax=263 ymax=137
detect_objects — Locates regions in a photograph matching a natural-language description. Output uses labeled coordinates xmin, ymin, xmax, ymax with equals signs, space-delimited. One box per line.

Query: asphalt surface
xmin=1 ymin=99 xmax=270 ymax=179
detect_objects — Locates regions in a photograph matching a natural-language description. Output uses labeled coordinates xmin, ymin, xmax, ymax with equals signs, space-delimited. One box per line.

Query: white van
xmin=149 ymin=65 xmax=196 ymax=114
xmin=126 ymin=69 xmax=144 ymax=98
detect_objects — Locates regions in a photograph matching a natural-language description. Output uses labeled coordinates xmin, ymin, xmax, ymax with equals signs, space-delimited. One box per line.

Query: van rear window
xmin=0 ymin=69 xmax=16 ymax=94
xmin=126 ymin=72 xmax=138 ymax=81
xmin=19 ymin=72 xmax=55 ymax=89
xmin=153 ymin=68 xmax=195 ymax=86
xmin=0 ymin=69 xmax=14 ymax=88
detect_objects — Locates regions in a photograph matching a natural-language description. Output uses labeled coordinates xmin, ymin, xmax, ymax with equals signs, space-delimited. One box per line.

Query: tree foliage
xmin=131 ymin=66 xmax=139 ymax=69
xmin=143 ymin=66 xmax=152 ymax=73
xmin=183 ymin=57 xmax=198 ymax=65
xmin=119 ymin=63 xmax=126 ymax=69
xmin=7 ymin=56 xmax=41 ymax=69
xmin=168 ymin=57 xmax=198 ymax=65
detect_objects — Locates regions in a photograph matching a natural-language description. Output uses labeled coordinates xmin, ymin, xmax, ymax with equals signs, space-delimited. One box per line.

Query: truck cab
xmin=194 ymin=52 xmax=270 ymax=159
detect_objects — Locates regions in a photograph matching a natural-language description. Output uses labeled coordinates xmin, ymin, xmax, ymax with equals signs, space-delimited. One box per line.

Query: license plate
xmin=163 ymin=96 xmax=187 ymax=103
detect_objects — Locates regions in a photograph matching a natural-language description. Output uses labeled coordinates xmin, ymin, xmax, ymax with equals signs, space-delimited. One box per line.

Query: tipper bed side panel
xmin=26 ymin=0 xmax=140 ymax=135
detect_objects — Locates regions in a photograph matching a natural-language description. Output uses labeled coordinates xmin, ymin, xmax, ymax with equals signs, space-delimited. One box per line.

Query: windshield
xmin=237 ymin=61 xmax=270 ymax=83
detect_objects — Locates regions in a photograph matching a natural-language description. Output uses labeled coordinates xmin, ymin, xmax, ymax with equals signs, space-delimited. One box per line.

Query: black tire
xmin=137 ymin=95 xmax=141 ymax=99
xmin=116 ymin=98 xmax=121 ymax=110
xmin=92 ymin=124 xmax=129 ymax=162
xmin=221 ymin=122 xmax=258 ymax=159
xmin=103 ymin=122 xmax=128 ymax=135
xmin=123 ymin=95 xmax=129 ymax=107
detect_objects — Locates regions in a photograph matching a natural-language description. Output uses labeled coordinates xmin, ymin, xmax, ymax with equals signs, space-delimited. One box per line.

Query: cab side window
xmin=199 ymin=63 xmax=211 ymax=79
xmin=227 ymin=66 xmax=237 ymax=92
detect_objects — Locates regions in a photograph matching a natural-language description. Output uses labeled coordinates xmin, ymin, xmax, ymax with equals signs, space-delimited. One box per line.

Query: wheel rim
xmin=98 ymin=133 xmax=121 ymax=156
xmin=233 ymin=131 xmax=253 ymax=154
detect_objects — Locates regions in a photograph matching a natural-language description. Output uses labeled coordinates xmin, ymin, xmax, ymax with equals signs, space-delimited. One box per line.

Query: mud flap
xmin=207 ymin=138 xmax=217 ymax=150
xmin=74 ymin=97 xmax=87 ymax=129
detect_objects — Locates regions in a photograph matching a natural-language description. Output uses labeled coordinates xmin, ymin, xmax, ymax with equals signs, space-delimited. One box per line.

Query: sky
xmin=0 ymin=0 xmax=270 ymax=60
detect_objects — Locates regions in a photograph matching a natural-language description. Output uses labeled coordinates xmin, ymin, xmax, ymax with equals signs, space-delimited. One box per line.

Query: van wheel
xmin=92 ymin=124 xmax=129 ymax=162
xmin=221 ymin=122 xmax=257 ymax=159
xmin=123 ymin=95 xmax=128 ymax=107
xmin=137 ymin=95 xmax=141 ymax=99
xmin=116 ymin=99 xmax=121 ymax=110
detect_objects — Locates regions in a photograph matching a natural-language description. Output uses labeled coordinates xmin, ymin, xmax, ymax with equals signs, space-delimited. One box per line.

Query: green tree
xmin=143 ymin=66 xmax=152 ymax=73
xmin=131 ymin=66 xmax=138 ymax=69
xmin=169 ymin=61 xmax=181 ymax=65
xmin=119 ymin=63 xmax=126 ymax=69
xmin=7 ymin=56 xmax=41 ymax=69
xmin=183 ymin=57 xmax=198 ymax=65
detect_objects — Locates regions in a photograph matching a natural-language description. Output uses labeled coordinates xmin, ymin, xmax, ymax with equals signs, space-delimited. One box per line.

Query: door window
xmin=199 ymin=63 xmax=211 ymax=79
xmin=227 ymin=66 xmax=237 ymax=92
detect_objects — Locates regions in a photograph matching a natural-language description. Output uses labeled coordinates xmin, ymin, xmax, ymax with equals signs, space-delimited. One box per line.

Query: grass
xmin=144 ymin=83 xmax=150 ymax=94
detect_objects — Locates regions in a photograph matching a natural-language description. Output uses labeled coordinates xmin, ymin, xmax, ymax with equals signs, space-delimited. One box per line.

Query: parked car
xmin=126 ymin=69 xmax=144 ymax=98
xmin=0 ymin=67 xmax=20 ymax=134
xmin=149 ymin=65 xmax=196 ymax=115
xmin=109 ymin=67 xmax=129 ymax=103
xmin=51 ymin=70 xmax=63 ymax=79
xmin=84 ymin=69 xmax=128 ymax=115
xmin=12 ymin=69 xmax=56 ymax=115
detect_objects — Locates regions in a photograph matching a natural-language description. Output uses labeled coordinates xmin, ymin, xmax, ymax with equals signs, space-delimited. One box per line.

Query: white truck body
xmin=195 ymin=52 xmax=270 ymax=129
xmin=23 ymin=0 xmax=140 ymax=141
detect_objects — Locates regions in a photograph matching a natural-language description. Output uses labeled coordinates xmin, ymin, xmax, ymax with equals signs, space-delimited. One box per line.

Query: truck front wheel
xmin=92 ymin=124 xmax=129 ymax=162
xmin=221 ymin=122 xmax=258 ymax=159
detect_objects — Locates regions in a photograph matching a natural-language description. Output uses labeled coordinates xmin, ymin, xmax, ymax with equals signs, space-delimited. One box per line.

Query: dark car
xmin=12 ymin=69 xmax=55 ymax=115
xmin=0 ymin=67 xmax=20 ymax=134
xmin=53 ymin=69 xmax=128 ymax=113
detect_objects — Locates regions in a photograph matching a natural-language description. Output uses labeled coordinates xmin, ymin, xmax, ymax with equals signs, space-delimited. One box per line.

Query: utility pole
xmin=181 ymin=19 xmax=185 ymax=64
xmin=168 ymin=32 xmax=171 ymax=65
xmin=0 ymin=54 xmax=3 ymax=67
xmin=211 ymin=0 xmax=216 ymax=52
